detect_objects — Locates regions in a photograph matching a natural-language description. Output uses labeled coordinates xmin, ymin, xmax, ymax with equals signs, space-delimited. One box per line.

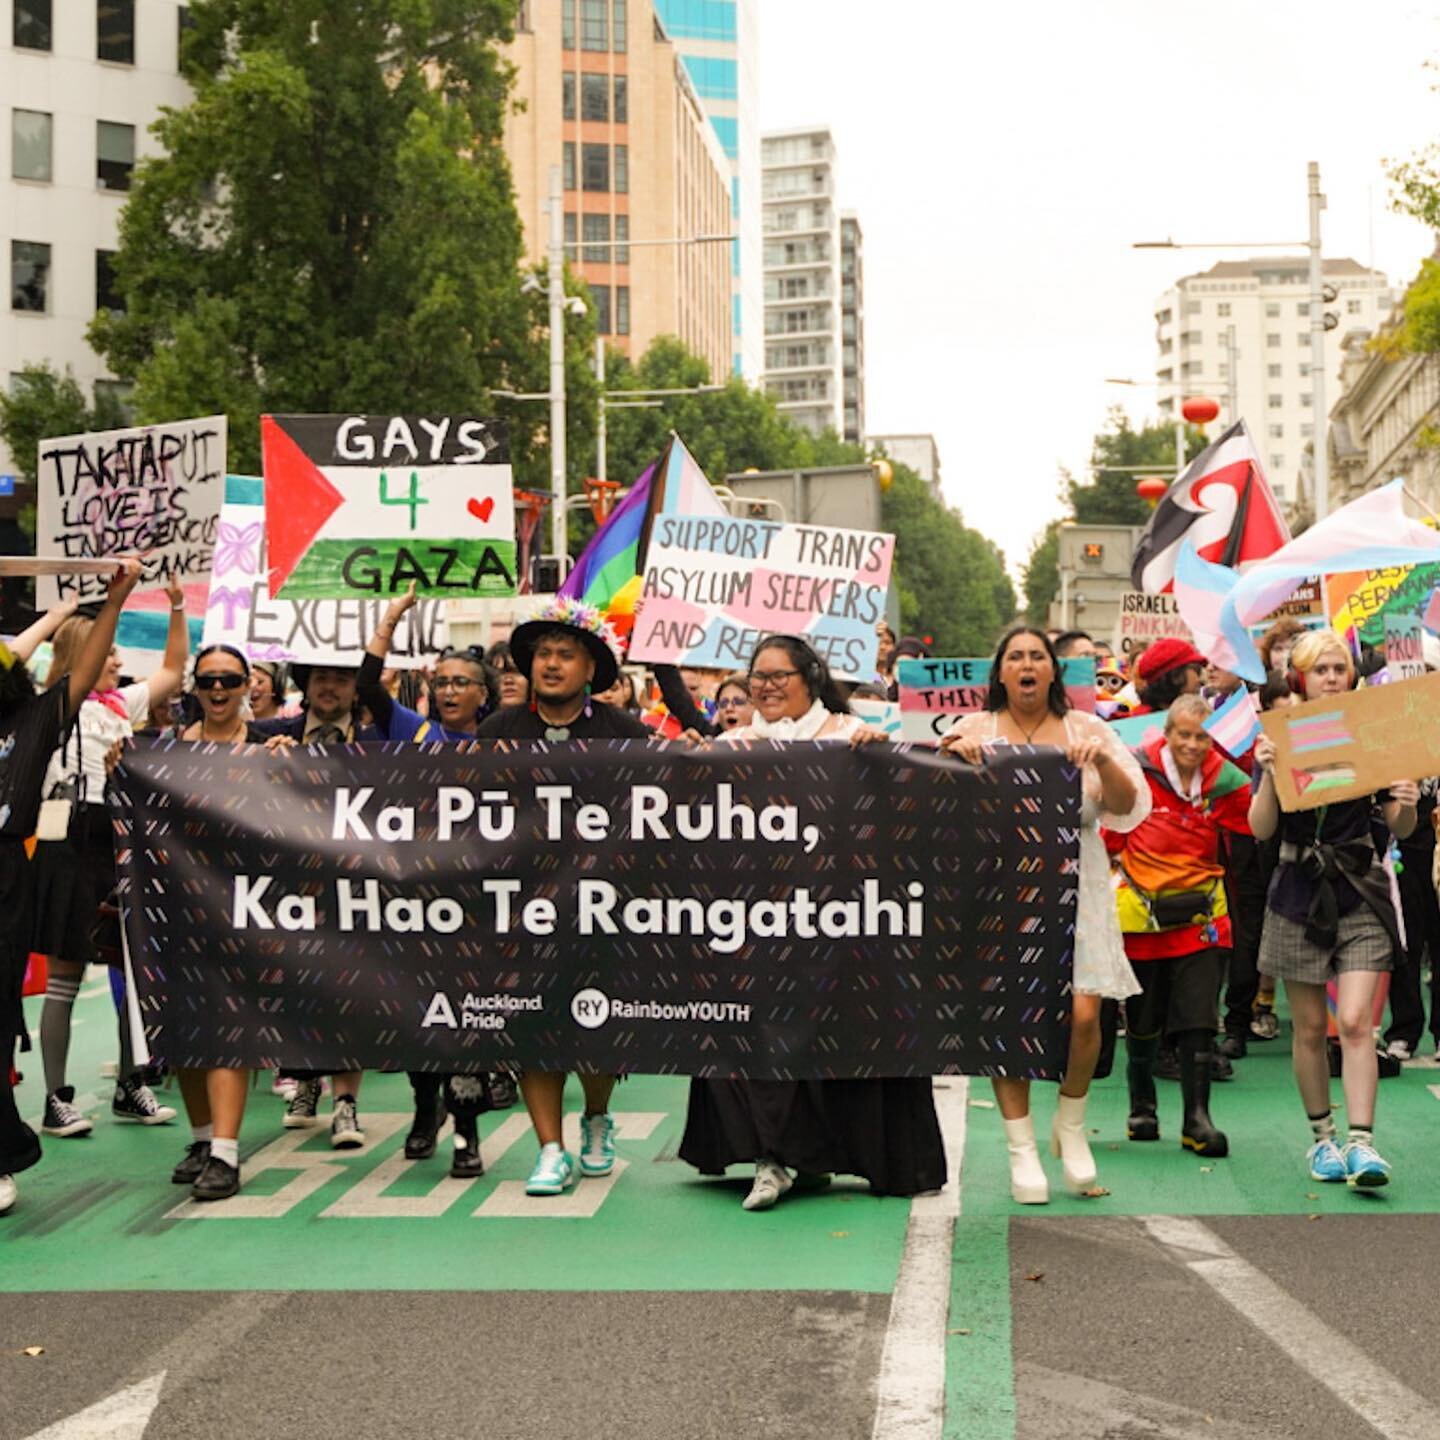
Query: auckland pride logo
xmin=261 ymin=414 xmax=518 ymax=601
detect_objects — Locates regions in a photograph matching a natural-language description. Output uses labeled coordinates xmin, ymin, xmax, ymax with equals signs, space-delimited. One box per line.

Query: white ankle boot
xmin=1050 ymin=1092 xmax=1097 ymax=1194
xmin=1002 ymin=1115 xmax=1049 ymax=1204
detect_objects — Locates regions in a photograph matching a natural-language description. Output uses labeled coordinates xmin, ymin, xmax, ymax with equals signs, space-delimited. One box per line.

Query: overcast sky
xmin=757 ymin=0 xmax=1440 ymax=576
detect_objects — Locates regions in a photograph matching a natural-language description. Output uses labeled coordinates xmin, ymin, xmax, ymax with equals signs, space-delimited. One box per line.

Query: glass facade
xmin=12 ymin=109 xmax=53 ymax=182
xmin=13 ymin=0 xmax=52 ymax=50
xmin=97 ymin=0 xmax=136 ymax=63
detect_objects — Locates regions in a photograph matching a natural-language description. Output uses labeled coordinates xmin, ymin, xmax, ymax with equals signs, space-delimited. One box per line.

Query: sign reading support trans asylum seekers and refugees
xmin=203 ymin=476 xmax=447 ymax=667
xmin=1114 ymin=590 xmax=1195 ymax=666
xmin=35 ymin=415 xmax=227 ymax=607
xmin=261 ymin=414 xmax=516 ymax=601
xmin=114 ymin=740 xmax=1080 ymax=1081
xmin=630 ymin=513 xmax=895 ymax=680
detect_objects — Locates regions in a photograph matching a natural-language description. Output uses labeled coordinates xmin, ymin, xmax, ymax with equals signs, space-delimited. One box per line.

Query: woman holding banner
xmin=1250 ymin=630 xmax=1418 ymax=1189
xmin=940 ymin=626 xmax=1150 ymax=1204
xmin=678 ymin=634 xmax=946 ymax=1212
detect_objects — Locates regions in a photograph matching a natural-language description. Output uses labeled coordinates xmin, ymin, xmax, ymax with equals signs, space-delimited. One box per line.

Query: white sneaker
xmin=1385 ymin=1039 xmax=1413 ymax=1062
xmin=0 ymin=1174 xmax=15 ymax=1215
xmin=742 ymin=1159 xmax=793 ymax=1211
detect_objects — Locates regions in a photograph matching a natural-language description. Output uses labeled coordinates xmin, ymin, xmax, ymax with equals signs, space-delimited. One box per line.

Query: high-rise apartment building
xmin=504 ymin=1 xmax=733 ymax=385
xmin=3 ymin=1 xmax=193 ymax=474
xmin=839 ymin=211 xmax=864 ymax=445
xmin=1152 ymin=256 xmax=1394 ymax=505
xmin=761 ymin=126 xmax=850 ymax=438
xmin=650 ymin=0 xmax=760 ymax=380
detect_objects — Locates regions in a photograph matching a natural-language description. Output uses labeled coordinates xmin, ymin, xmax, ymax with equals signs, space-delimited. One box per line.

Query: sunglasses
xmin=195 ymin=672 xmax=247 ymax=691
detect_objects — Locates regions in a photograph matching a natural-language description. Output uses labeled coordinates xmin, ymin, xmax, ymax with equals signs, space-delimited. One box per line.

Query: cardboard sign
xmin=631 ymin=513 xmax=894 ymax=681
xmin=0 ymin=557 xmax=128 ymax=577
xmin=261 ymin=414 xmax=515 ymax=601
xmin=1385 ymin=613 xmax=1426 ymax=681
xmin=1259 ymin=670 xmax=1440 ymax=811
xmin=1114 ymin=591 xmax=1195 ymax=665
xmin=204 ymin=476 xmax=447 ymax=667
xmin=896 ymin=656 xmax=1095 ymax=743
xmin=34 ymin=415 xmax=226 ymax=607
xmin=1326 ymin=564 xmax=1440 ymax=645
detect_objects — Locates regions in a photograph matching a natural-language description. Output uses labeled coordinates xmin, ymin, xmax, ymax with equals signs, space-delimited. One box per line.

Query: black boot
xmin=1126 ymin=1031 xmax=1161 ymax=1142
xmin=1178 ymin=1033 xmax=1229 ymax=1157
xmin=451 ymin=1114 xmax=485 ymax=1178
xmin=404 ymin=1074 xmax=445 ymax=1160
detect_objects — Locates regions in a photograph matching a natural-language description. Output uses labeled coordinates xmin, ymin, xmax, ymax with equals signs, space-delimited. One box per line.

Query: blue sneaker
xmin=1342 ymin=1140 xmax=1391 ymax=1189
xmin=525 ymin=1143 xmax=575 ymax=1197
xmin=578 ymin=1112 xmax=615 ymax=1177
xmin=1307 ymin=1138 xmax=1346 ymax=1183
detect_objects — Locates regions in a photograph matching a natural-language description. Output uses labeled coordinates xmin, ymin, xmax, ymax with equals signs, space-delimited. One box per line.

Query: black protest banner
xmin=114 ymin=740 xmax=1081 ymax=1080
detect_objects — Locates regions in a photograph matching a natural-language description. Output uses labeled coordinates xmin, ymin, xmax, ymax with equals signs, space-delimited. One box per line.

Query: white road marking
xmin=1426 ymin=1083 xmax=1440 ymax=1102
xmin=1141 ymin=1214 xmax=1435 ymax=1439
xmin=21 ymin=1372 xmax=165 ymax=1440
xmin=869 ymin=1076 xmax=969 ymax=1440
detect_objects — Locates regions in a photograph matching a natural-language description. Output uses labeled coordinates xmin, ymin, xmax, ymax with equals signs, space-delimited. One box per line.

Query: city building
xmin=503 ymin=0 xmax=733 ymax=384
xmin=3 ymin=0 xmax=192 ymax=474
xmin=760 ymin=126 xmax=853 ymax=439
xmin=650 ymin=0 xmax=760 ymax=379
xmin=839 ymin=210 xmax=864 ymax=444
xmin=1151 ymin=256 xmax=1394 ymax=506
xmin=870 ymin=433 xmax=940 ymax=487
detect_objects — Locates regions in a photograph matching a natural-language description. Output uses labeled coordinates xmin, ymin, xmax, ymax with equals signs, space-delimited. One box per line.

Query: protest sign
xmin=1259 ymin=670 xmax=1440 ymax=811
xmin=261 ymin=414 xmax=515 ymax=601
xmin=630 ymin=513 xmax=894 ymax=681
xmin=1247 ymin=577 xmax=1329 ymax=641
xmin=1385 ymin=613 xmax=1426 ymax=682
xmin=896 ymin=656 xmax=1095 ymax=743
xmin=1114 ymin=591 xmax=1195 ymax=666
xmin=115 ymin=740 xmax=1080 ymax=1080
xmin=1326 ymin=564 xmax=1440 ymax=646
xmin=1061 ymin=656 xmax=1096 ymax=714
xmin=34 ymin=415 xmax=226 ymax=607
xmin=203 ymin=476 xmax=446 ymax=667
xmin=850 ymin=698 xmax=902 ymax=738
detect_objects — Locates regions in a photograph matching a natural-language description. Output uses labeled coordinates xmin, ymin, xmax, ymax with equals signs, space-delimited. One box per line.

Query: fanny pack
xmin=1120 ymin=864 xmax=1219 ymax=932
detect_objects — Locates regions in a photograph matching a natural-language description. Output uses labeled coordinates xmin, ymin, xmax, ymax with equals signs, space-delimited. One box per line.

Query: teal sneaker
xmin=578 ymin=1112 xmax=616 ymax=1177
xmin=525 ymin=1143 xmax=576 ymax=1196
xmin=1342 ymin=1140 xmax=1391 ymax=1189
xmin=1307 ymin=1138 xmax=1346 ymax=1183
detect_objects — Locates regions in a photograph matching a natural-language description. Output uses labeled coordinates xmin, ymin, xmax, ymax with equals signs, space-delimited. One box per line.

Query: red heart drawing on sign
xmin=467 ymin=497 xmax=495 ymax=523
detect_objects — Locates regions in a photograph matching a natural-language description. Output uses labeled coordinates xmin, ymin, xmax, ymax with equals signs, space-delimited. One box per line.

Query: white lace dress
xmin=944 ymin=709 xmax=1150 ymax=999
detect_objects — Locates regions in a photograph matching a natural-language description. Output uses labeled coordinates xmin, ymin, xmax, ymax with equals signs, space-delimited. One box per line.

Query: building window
xmin=582 ymin=213 xmax=610 ymax=262
xmin=614 ymin=144 xmax=628 ymax=193
xmin=11 ymin=240 xmax=50 ymax=313
xmin=562 ymin=73 xmax=576 ymax=120
xmin=1270 ymin=454 xmax=1285 ymax=470
xmin=96 ymin=249 xmax=123 ymax=312
xmin=12 ymin=109 xmax=53 ymax=182
xmin=1267 ymin=364 xmax=1282 ymax=378
xmin=1299 ymin=362 xmax=1310 ymax=378
xmin=581 ymin=73 xmax=609 ymax=121
xmin=1266 ymin=333 xmax=1281 ymax=348
xmin=617 ymin=285 xmax=629 ymax=335
xmin=614 ymin=214 xmax=629 ymax=265
xmin=1269 ymin=423 xmax=1284 ymax=439
xmin=177 ymin=4 xmax=195 ymax=67
xmin=592 ymin=283 xmax=612 ymax=335
xmin=1296 ymin=333 xmax=1308 ymax=347
xmin=1265 ymin=302 xmax=1280 ymax=317
xmin=98 ymin=0 xmax=136 ymax=63
xmin=563 ymin=212 xmax=577 ymax=256
xmin=97 ymin=121 xmax=136 ymax=190
xmin=580 ymin=0 xmax=607 ymax=50
xmin=1301 ymin=422 xmax=1314 ymax=437
xmin=1267 ymin=394 xmax=1283 ymax=409
xmin=581 ymin=142 xmax=609 ymax=191
xmin=1217 ymin=302 xmax=1231 ymax=317
xmin=612 ymin=0 xmax=626 ymax=51
xmin=1297 ymin=302 xmax=1309 ymax=316
xmin=1301 ymin=393 xmax=1313 ymax=407
xmin=13 ymin=0 xmax=52 ymax=50
xmin=562 ymin=0 xmax=575 ymax=48
xmin=614 ymin=76 xmax=628 ymax=123
xmin=563 ymin=141 xmax=576 ymax=191
xmin=1347 ymin=299 xmax=1363 ymax=314
xmin=515 ymin=0 xmax=532 ymax=29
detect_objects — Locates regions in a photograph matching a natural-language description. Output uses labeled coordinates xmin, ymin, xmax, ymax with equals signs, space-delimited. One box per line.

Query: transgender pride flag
xmin=1204 ymin=686 xmax=1261 ymax=756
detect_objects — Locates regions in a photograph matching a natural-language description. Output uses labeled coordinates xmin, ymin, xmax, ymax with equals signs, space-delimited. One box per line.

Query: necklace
xmin=197 ymin=719 xmax=248 ymax=744
xmin=1011 ymin=709 xmax=1050 ymax=744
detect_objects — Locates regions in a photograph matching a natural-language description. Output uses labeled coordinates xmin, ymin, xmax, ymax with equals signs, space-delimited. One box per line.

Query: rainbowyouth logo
xmin=569 ymin=989 xmax=753 ymax=1028
xmin=571 ymin=988 xmax=611 ymax=1029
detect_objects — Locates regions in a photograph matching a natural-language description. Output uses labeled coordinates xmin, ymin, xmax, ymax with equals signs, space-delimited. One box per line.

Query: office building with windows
xmin=503 ymin=0 xmax=733 ymax=384
xmin=3 ymin=1 xmax=192 ymax=474
xmin=1152 ymin=256 xmax=1394 ymax=506
xmin=650 ymin=0 xmax=761 ymax=379
xmin=839 ymin=211 xmax=864 ymax=445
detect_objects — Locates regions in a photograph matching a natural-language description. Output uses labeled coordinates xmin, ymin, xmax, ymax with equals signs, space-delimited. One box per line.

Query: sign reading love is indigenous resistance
xmin=34 ymin=415 xmax=227 ymax=607
xmin=203 ymin=477 xmax=447 ymax=668
xmin=1259 ymin=670 xmax=1440 ymax=811
xmin=1114 ymin=591 xmax=1195 ymax=666
xmin=261 ymin=415 xmax=515 ymax=601
xmin=630 ymin=513 xmax=894 ymax=681
xmin=114 ymin=741 xmax=1080 ymax=1081
xmin=896 ymin=657 xmax=1096 ymax=743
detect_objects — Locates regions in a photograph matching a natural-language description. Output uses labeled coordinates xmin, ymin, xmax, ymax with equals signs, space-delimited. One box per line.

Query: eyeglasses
xmin=749 ymin=668 xmax=800 ymax=692
xmin=716 ymin=695 xmax=749 ymax=709
xmin=432 ymin=676 xmax=482 ymax=692
xmin=195 ymin=672 xmax=246 ymax=691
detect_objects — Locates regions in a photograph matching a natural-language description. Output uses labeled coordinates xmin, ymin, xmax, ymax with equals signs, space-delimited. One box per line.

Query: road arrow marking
xmin=22 ymin=1371 xmax=164 ymax=1440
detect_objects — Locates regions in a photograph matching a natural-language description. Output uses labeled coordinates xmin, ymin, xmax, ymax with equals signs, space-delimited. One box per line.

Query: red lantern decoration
xmin=1181 ymin=396 xmax=1220 ymax=425
xmin=1136 ymin=476 xmax=1169 ymax=507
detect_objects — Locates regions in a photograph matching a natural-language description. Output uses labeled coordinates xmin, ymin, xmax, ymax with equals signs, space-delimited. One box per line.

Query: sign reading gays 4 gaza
xmin=629 ymin=513 xmax=894 ymax=679
xmin=261 ymin=414 xmax=516 ymax=600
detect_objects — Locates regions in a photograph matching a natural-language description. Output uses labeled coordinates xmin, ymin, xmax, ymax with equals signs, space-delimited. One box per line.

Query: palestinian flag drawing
xmin=261 ymin=414 xmax=516 ymax=600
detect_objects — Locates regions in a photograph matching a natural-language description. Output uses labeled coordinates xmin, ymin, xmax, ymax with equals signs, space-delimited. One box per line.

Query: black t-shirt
xmin=0 ymin=681 xmax=70 ymax=839
xmin=476 ymin=701 xmax=650 ymax=741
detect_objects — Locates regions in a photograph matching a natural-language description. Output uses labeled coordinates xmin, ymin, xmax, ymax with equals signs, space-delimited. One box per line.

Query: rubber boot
xmin=450 ymin=1113 xmax=485 ymax=1179
xmin=1178 ymin=1032 xmax=1229 ymax=1157
xmin=1125 ymin=1031 xmax=1161 ymax=1142
xmin=404 ymin=1074 xmax=445 ymax=1161
xmin=1002 ymin=1114 xmax=1049 ymax=1204
xmin=1049 ymin=1092 xmax=1098 ymax=1194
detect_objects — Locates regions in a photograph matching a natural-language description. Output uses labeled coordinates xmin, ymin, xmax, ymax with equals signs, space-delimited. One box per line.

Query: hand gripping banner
xmin=113 ymin=740 xmax=1081 ymax=1080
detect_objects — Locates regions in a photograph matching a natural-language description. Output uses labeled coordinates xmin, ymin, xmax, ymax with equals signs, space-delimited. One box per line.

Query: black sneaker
xmin=283 ymin=1077 xmax=323 ymax=1128
xmin=1215 ymin=1032 xmax=1247 ymax=1062
xmin=450 ymin=1119 xmax=485 ymax=1179
xmin=42 ymin=1086 xmax=94 ymax=1138
xmin=486 ymin=1073 xmax=518 ymax=1109
xmin=403 ymin=1090 xmax=445 ymax=1161
xmin=191 ymin=1154 xmax=240 ymax=1202
xmin=171 ymin=1140 xmax=211 ymax=1185
xmin=113 ymin=1078 xmax=178 ymax=1125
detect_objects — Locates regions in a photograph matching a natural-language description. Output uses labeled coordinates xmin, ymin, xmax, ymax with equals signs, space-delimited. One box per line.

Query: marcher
xmin=248 ymin=661 xmax=291 ymax=721
xmin=1112 ymin=696 xmax=1250 ymax=1156
xmin=1132 ymin=639 xmax=1206 ymax=715
xmin=679 ymin=634 xmax=945 ymax=1210
xmin=940 ymin=626 xmax=1150 ymax=1203
xmin=1 ymin=558 xmax=144 ymax=1217
xmin=485 ymin=642 xmax=529 ymax=707
xmin=1250 ymin=630 xmax=1418 ymax=1187
xmin=713 ymin=673 xmax=754 ymax=731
